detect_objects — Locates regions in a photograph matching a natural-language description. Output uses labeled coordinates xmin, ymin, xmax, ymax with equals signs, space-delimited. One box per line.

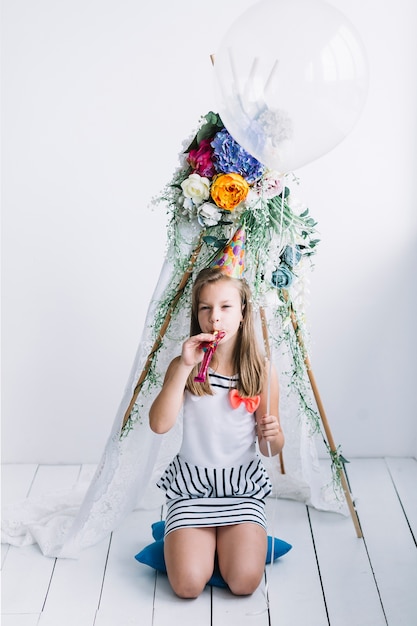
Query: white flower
xmin=197 ymin=202 xmax=222 ymax=227
xmin=180 ymin=196 xmax=194 ymax=211
xmin=181 ymin=173 xmax=210 ymax=207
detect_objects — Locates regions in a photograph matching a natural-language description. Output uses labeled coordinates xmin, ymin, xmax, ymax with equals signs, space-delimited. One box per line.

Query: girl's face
xmin=197 ymin=279 xmax=243 ymax=343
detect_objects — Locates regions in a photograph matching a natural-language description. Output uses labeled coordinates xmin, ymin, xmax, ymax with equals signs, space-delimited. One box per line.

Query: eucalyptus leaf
xmin=203 ymin=236 xmax=228 ymax=249
xmin=202 ymin=235 xmax=218 ymax=245
xmin=214 ymin=238 xmax=228 ymax=249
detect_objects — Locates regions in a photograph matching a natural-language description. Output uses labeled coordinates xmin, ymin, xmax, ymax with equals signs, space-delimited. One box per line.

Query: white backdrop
xmin=2 ymin=0 xmax=416 ymax=464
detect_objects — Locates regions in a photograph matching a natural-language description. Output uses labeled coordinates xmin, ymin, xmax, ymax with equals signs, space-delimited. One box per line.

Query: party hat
xmin=210 ymin=226 xmax=246 ymax=278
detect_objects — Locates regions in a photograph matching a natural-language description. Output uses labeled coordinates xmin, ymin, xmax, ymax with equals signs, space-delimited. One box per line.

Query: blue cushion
xmin=135 ymin=521 xmax=292 ymax=588
xmin=136 ymin=539 xmax=166 ymax=572
xmin=151 ymin=520 xmax=165 ymax=541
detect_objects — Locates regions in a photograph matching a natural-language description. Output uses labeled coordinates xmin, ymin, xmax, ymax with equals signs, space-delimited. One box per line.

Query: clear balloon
xmin=213 ymin=0 xmax=369 ymax=173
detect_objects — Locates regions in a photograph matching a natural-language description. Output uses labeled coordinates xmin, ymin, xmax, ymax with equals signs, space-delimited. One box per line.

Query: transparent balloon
xmin=213 ymin=0 xmax=369 ymax=173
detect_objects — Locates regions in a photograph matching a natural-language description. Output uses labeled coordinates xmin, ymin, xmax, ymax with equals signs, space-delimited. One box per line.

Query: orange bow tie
xmin=229 ymin=389 xmax=261 ymax=413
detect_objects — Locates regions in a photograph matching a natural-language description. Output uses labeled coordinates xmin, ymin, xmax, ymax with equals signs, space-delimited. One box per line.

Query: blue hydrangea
xmin=211 ymin=130 xmax=265 ymax=183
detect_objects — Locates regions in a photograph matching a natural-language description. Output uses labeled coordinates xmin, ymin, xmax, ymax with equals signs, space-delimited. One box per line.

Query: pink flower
xmin=187 ymin=139 xmax=216 ymax=178
xmin=252 ymin=171 xmax=284 ymax=199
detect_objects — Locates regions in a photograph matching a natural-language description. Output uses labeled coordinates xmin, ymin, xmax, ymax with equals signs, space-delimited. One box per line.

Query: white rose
xmin=197 ymin=202 xmax=222 ymax=227
xmin=181 ymin=173 xmax=210 ymax=207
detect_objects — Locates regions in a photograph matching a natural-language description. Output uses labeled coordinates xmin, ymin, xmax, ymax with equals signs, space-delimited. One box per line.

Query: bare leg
xmin=164 ymin=527 xmax=217 ymax=598
xmin=217 ymin=523 xmax=267 ymax=596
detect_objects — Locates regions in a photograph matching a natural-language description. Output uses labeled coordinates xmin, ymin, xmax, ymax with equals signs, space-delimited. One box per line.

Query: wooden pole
xmin=283 ymin=290 xmax=362 ymax=538
xmin=259 ymin=306 xmax=286 ymax=474
xmin=121 ymin=235 xmax=204 ymax=431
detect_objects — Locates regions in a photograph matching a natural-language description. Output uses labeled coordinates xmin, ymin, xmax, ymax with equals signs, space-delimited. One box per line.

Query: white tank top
xmin=179 ymin=371 xmax=257 ymax=468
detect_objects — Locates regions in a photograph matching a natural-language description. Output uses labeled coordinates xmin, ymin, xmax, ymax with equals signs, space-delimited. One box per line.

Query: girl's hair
xmin=186 ymin=267 xmax=265 ymax=397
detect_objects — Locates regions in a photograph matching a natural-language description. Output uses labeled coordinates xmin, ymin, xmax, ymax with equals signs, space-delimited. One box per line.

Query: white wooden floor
xmin=1 ymin=458 xmax=417 ymax=626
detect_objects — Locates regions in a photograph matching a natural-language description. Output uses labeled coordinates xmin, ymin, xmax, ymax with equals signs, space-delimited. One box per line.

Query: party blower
xmin=194 ymin=330 xmax=226 ymax=383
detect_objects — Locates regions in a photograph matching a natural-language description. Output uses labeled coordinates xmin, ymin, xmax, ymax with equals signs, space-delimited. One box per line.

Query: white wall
xmin=2 ymin=0 xmax=416 ymax=463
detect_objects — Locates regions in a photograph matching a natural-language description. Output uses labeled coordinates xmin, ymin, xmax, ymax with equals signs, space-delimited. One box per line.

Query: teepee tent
xmin=2 ymin=112 xmax=355 ymax=558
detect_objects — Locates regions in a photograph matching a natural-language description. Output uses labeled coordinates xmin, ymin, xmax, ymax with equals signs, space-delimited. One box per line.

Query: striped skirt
xmin=157 ymin=454 xmax=272 ymax=536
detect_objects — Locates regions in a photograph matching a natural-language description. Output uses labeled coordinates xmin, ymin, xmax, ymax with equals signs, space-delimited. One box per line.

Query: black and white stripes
xmin=164 ymin=497 xmax=268 ymax=535
xmin=157 ymin=454 xmax=272 ymax=535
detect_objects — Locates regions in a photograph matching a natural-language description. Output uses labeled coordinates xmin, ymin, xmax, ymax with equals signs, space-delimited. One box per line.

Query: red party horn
xmin=194 ymin=330 xmax=226 ymax=383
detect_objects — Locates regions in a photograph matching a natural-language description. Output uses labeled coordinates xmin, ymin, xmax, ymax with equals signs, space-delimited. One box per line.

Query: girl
xmin=149 ymin=267 xmax=284 ymax=598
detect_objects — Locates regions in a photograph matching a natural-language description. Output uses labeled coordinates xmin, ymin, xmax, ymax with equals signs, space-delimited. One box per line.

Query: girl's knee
xmin=226 ymin=570 xmax=263 ymax=596
xmin=217 ymin=524 xmax=266 ymax=595
xmin=164 ymin=527 xmax=216 ymax=598
xmin=168 ymin=573 xmax=207 ymax=599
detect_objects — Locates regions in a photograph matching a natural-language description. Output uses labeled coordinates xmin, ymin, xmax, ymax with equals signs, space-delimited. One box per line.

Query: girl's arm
xmin=255 ymin=361 xmax=285 ymax=457
xmin=149 ymin=357 xmax=192 ymax=434
xmin=149 ymin=332 xmax=217 ymax=434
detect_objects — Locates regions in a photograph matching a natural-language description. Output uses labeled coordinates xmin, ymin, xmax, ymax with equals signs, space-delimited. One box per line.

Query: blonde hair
xmin=186 ymin=267 xmax=265 ymax=396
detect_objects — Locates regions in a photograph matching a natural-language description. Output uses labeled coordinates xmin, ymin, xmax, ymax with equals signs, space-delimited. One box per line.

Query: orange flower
xmin=210 ymin=172 xmax=249 ymax=211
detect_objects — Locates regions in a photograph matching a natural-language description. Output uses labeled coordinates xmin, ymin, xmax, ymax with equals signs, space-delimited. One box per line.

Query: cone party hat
xmin=210 ymin=226 xmax=246 ymax=278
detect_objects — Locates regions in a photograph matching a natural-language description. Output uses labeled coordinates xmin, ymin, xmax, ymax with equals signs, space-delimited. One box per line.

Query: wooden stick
xmin=260 ymin=306 xmax=286 ymax=474
xmin=283 ymin=290 xmax=362 ymax=538
xmin=121 ymin=235 xmax=204 ymax=431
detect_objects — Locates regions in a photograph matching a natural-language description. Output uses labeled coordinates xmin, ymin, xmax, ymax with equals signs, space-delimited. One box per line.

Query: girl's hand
xmin=257 ymin=413 xmax=281 ymax=442
xmin=257 ymin=413 xmax=284 ymax=457
xmin=180 ymin=333 xmax=218 ymax=368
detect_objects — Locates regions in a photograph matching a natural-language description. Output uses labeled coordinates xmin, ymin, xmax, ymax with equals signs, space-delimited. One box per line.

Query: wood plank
xmin=2 ymin=464 xmax=39 ymax=568
xmin=153 ymin=573 xmax=212 ymax=626
xmin=1 ymin=465 xmax=81 ymax=615
xmin=28 ymin=465 xmax=81 ymax=497
xmin=37 ymin=463 xmax=106 ymax=626
xmin=385 ymin=457 xmax=417 ymax=539
xmin=1 ymin=464 xmax=39 ymax=504
xmin=94 ymin=507 xmax=162 ymax=626
xmin=1 ymin=615 xmax=40 ymax=626
xmin=212 ymin=581 xmax=269 ymax=625
xmin=265 ymin=498 xmax=329 ymax=626
xmin=347 ymin=458 xmax=417 ymax=625
xmin=309 ymin=497 xmax=386 ymax=625
xmin=1 ymin=543 xmax=56 ymax=615
xmin=37 ymin=537 xmax=111 ymax=626
xmin=77 ymin=464 xmax=98 ymax=484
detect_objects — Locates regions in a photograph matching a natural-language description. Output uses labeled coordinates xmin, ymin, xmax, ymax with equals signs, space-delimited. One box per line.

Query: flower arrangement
xmin=157 ymin=111 xmax=319 ymax=301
